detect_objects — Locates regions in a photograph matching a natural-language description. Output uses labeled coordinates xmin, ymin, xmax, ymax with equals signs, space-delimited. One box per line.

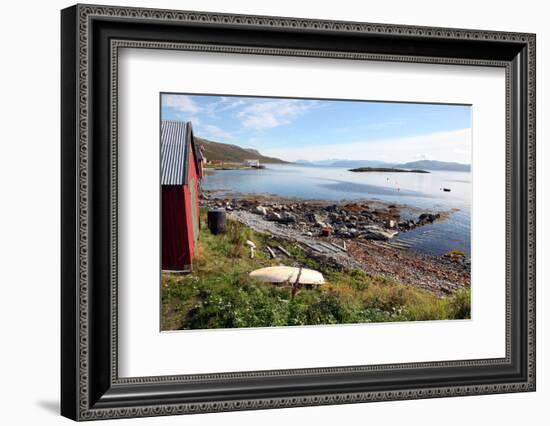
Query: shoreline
xmin=200 ymin=192 xmax=470 ymax=296
xmin=202 ymin=190 xmax=455 ymax=237
xmin=202 ymin=189 xmax=437 ymax=215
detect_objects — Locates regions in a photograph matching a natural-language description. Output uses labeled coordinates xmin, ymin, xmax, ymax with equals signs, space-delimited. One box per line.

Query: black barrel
xmin=207 ymin=209 xmax=226 ymax=235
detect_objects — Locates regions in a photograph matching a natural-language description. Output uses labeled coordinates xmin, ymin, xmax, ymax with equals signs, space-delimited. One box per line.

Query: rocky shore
xmin=202 ymin=191 xmax=445 ymax=240
xmin=201 ymin=191 xmax=470 ymax=296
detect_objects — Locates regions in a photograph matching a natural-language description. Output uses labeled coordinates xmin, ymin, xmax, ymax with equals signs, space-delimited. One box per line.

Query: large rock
xmin=278 ymin=212 xmax=296 ymax=224
xmin=267 ymin=212 xmax=281 ymax=221
xmin=254 ymin=205 xmax=268 ymax=215
xmin=362 ymin=225 xmax=398 ymax=240
xmin=306 ymin=213 xmax=326 ymax=228
xmin=418 ymin=213 xmax=440 ymax=225
xmin=305 ymin=212 xmax=316 ymax=222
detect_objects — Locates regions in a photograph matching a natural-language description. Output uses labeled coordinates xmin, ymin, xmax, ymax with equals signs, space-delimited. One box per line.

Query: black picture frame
xmin=61 ymin=4 xmax=536 ymax=421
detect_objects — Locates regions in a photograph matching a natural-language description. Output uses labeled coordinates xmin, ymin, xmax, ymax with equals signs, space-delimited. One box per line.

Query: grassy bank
xmin=161 ymin=210 xmax=470 ymax=330
xmin=203 ymin=162 xmax=251 ymax=170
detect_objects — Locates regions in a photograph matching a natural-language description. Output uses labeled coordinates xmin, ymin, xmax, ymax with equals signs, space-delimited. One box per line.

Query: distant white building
xmin=243 ymin=159 xmax=260 ymax=167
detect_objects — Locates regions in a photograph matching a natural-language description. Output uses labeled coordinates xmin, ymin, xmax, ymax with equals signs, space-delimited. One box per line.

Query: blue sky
xmin=161 ymin=94 xmax=472 ymax=164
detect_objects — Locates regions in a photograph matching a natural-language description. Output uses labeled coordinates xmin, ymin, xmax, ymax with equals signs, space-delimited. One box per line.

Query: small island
xmin=349 ymin=167 xmax=430 ymax=173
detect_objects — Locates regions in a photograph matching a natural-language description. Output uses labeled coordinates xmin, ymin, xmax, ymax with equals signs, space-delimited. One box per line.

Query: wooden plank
xmin=329 ymin=241 xmax=347 ymax=252
xmin=277 ymin=245 xmax=292 ymax=257
xmin=303 ymin=242 xmax=324 ymax=253
xmin=318 ymin=242 xmax=340 ymax=253
xmin=266 ymin=246 xmax=277 ymax=258
xmin=354 ymin=241 xmax=371 ymax=249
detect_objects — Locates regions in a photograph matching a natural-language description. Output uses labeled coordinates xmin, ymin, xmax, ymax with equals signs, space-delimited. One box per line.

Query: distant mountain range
xmin=296 ymin=159 xmax=343 ymax=166
xmin=397 ymin=160 xmax=470 ymax=171
xmin=195 ymin=137 xmax=288 ymax=164
xmin=326 ymin=160 xmax=393 ymax=168
xmin=297 ymin=159 xmax=470 ymax=171
xmin=193 ymin=136 xmax=470 ymax=171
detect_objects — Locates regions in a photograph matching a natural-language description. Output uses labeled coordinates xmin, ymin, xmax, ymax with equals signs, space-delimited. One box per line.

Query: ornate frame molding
xmin=61 ymin=4 xmax=536 ymax=421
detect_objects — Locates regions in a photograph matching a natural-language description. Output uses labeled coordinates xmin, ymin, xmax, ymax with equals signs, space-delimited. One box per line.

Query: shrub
xmin=445 ymin=249 xmax=466 ymax=258
xmin=447 ymin=289 xmax=471 ymax=319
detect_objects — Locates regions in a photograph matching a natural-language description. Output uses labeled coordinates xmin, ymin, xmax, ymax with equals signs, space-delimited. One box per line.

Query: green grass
xmin=161 ymin=209 xmax=471 ymax=330
xmin=446 ymin=248 xmax=466 ymax=257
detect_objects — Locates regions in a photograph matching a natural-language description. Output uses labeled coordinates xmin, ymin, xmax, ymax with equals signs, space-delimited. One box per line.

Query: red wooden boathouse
xmin=161 ymin=121 xmax=204 ymax=272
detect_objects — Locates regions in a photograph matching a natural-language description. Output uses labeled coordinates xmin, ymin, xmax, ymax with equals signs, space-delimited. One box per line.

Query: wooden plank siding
xmin=161 ymin=186 xmax=191 ymax=271
xmin=161 ymin=120 xmax=202 ymax=272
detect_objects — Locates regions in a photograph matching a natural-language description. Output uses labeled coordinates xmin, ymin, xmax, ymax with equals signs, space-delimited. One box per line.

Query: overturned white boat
xmin=249 ymin=266 xmax=325 ymax=285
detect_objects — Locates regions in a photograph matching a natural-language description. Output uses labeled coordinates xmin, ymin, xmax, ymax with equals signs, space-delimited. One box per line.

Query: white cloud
xmin=237 ymin=100 xmax=316 ymax=130
xmin=365 ymin=120 xmax=405 ymax=131
xmin=414 ymin=153 xmax=432 ymax=160
xmin=199 ymin=124 xmax=234 ymax=141
xmin=179 ymin=115 xmax=200 ymax=125
xmin=201 ymin=97 xmax=251 ymax=118
xmin=262 ymin=128 xmax=472 ymax=164
xmin=453 ymin=148 xmax=470 ymax=155
xmin=215 ymin=97 xmax=248 ymax=112
xmin=162 ymin=95 xmax=201 ymax=114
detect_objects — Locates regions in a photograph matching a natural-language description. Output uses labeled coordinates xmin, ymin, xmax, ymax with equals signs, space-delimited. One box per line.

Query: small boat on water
xmin=443 ymin=188 xmax=451 ymax=192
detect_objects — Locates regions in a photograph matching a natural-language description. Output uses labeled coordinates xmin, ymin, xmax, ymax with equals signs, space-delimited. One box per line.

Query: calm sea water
xmin=203 ymin=164 xmax=471 ymax=257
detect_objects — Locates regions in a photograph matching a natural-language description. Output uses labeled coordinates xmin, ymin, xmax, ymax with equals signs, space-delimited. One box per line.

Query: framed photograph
xmin=61 ymin=4 xmax=536 ymax=421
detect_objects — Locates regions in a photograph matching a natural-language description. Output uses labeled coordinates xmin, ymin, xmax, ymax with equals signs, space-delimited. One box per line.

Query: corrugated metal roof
xmin=161 ymin=121 xmax=189 ymax=185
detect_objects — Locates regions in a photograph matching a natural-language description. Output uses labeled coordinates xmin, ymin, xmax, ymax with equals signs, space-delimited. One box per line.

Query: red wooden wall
xmin=161 ymin=136 xmax=201 ymax=272
xmin=161 ymin=186 xmax=190 ymax=271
